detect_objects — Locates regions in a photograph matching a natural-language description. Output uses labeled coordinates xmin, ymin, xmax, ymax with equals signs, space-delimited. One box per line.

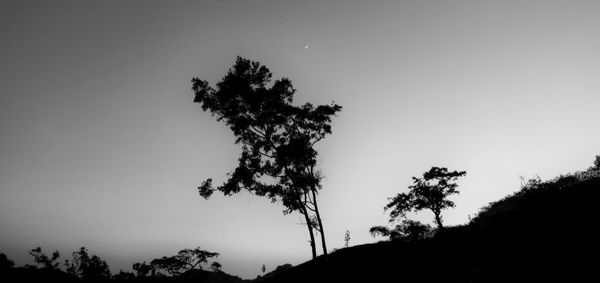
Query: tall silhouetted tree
xmin=386 ymin=167 xmax=466 ymax=229
xmin=150 ymin=247 xmax=219 ymax=276
xmin=192 ymin=56 xmax=341 ymax=258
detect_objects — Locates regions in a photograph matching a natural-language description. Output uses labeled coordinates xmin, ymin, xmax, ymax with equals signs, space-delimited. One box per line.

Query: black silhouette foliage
xmin=0 ymin=253 xmax=14 ymax=270
xmin=132 ymin=261 xmax=155 ymax=277
xmin=112 ymin=270 xmax=135 ymax=281
xmin=369 ymin=219 xmax=432 ymax=241
xmin=65 ymin=247 xmax=111 ymax=281
xmin=192 ymin=56 xmax=341 ymax=258
xmin=28 ymin=247 xmax=61 ymax=270
xmin=150 ymin=247 xmax=219 ymax=276
xmin=386 ymin=167 xmax=466 ymax=228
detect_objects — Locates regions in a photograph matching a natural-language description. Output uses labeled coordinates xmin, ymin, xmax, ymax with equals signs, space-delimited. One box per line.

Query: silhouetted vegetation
xmin=387 ymin=166 xmax=466 ymax=229
xmin=2 ymin=157 xmax=599 ymax=282
xmin=192 ymin=56 xmax=342 ymax=258
xmin=132 ymin=261 xmax=155 ymax=278
xmin=0 ymin=246 xmax=242 ymax=283
xmin=150 ymin=247 xmax=219 ymax=276
xmin=0 ymin=253 xmax=14 ymax=270
xmin=64 ymin=247 xmax=111 ymax=281
xmin=370 ymin=219 xmax=432 ymax=241
xmin=27 ymin=247 xmax=61 ymax=270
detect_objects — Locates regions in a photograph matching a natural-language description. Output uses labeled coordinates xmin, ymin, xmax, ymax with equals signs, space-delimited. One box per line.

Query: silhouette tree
xmin=28 ymin=247 xmax=61 ymax=270
xmin=386 ymin=167 xmax=466 ymax=229
xmin=65 ymin=247 xmax=111 ymax=281
xmin=593 ymin=155 xmax=600 ymax=170
xmin=192 ymin=56 xmax=341 ymax=258
xmin=150 ymin=247 xmax=219 ymax=276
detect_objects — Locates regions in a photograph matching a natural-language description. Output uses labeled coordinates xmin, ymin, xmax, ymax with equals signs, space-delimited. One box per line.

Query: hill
xmin=260 ymin=169 xmax=600 ymax=283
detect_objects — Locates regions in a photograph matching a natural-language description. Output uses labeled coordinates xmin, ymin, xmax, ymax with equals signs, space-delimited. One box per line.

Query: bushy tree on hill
xmin=386 ymin=167 xmax=466 ymax=229
xmin=370 ymin=166 xmax=465 ymax=241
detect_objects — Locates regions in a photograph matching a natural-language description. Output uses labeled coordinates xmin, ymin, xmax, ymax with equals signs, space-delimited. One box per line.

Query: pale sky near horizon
xmin=1 ymin=0 xmax=599 ymax=279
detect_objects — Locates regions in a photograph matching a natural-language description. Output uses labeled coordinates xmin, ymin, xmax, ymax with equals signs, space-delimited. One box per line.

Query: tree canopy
xmin=192 ymin=56 xmax=341 ymax=258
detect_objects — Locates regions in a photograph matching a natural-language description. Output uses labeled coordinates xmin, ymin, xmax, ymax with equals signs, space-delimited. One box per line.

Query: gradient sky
xmin=1 ymin=0 xmax=599 ymax=279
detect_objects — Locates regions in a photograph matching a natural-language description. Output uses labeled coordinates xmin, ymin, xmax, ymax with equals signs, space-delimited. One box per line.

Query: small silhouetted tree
xmin=192 ymin=56 xmax=341 ymax=258
xmin=386 ymin=167 xmax=466 ymax=229
xmin=28 ymin=247 xmax=61 ymax=270
xmin=593 ymin=155 xmax=600 ymax=170
xmin=150 ymin=247 xmax=219 ymax=276
xmin=65 ymin=247 xmax=111 ymax=281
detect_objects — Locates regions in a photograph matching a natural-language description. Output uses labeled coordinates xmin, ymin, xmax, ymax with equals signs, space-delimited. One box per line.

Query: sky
xmin=1 ymin=0 xmax=599 ymax=279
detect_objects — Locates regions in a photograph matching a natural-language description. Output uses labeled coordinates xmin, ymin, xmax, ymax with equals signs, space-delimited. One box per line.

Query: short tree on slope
xmin=385 ymin=167 xmax=466 ymax=229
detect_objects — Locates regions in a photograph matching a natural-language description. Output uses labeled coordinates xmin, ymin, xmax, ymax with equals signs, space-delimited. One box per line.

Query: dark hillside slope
xmin=465 ymin=175 xmax=600 ymax=282
xmin=261 ymin=174 xmax=600 ymax=283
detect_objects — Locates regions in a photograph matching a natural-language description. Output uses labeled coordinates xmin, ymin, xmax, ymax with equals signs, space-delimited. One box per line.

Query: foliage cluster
xmin=0 ymin=246 xmax=230 ymax=283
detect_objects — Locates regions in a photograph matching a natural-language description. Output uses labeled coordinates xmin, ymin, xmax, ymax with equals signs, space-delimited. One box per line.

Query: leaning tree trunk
xmin=286 ymin=167 xmax=317 ymax=259
xmin=300 ymin=203 xmax=317 ymax=259
xmin=311 ymin=189 xmax=328 ymax=256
